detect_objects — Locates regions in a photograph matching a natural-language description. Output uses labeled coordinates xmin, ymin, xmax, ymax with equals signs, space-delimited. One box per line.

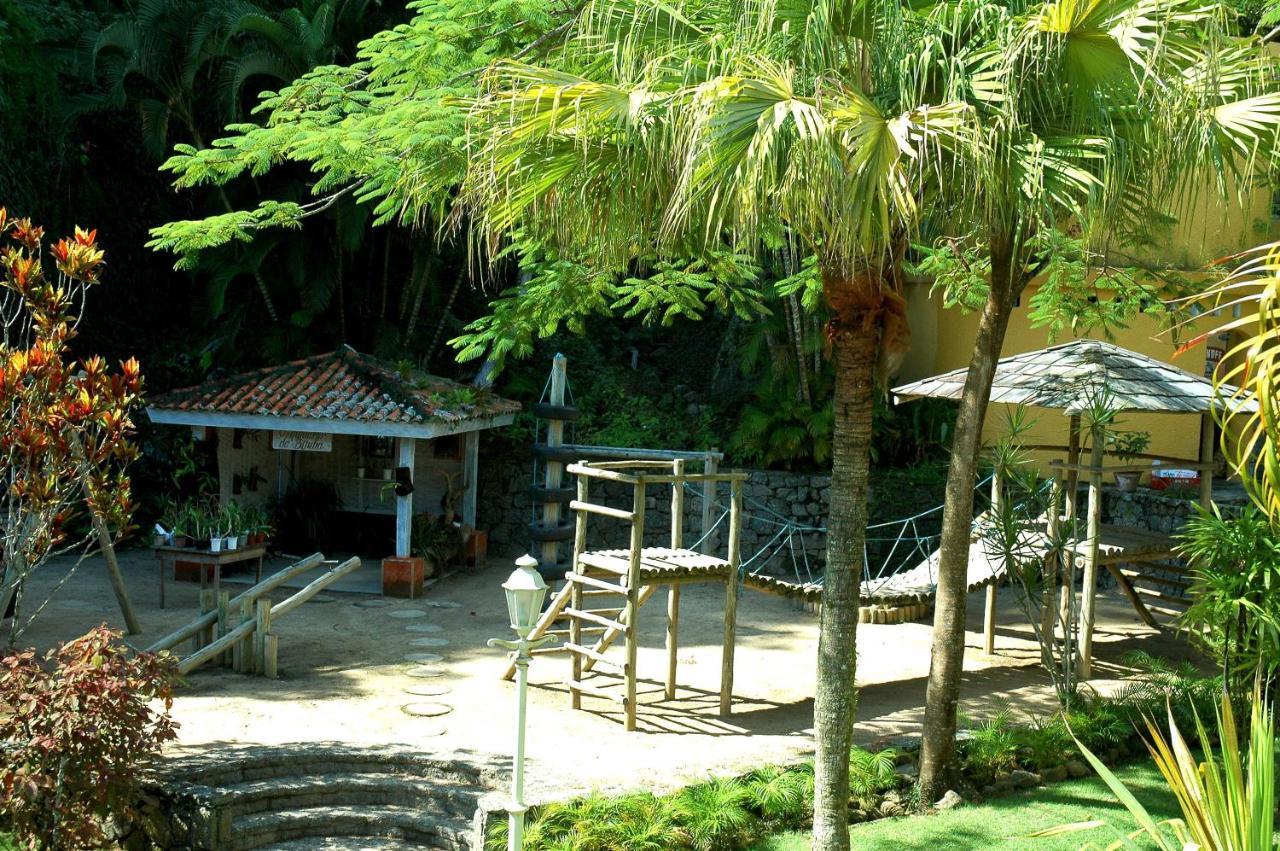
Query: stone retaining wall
xmin=478 ymin=446 xmax=1250 ymax=577
xmin=478 ymin=453 xmax=949 ymax=576
xmin=477 ymin=456 xmax=830 ymax=571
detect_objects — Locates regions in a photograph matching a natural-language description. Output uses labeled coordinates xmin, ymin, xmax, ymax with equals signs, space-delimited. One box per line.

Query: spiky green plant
xmin=1039 ymin=688 xmax=1276 ymax=850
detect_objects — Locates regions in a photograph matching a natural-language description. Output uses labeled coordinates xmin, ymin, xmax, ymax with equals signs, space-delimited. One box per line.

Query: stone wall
xmin=1101 ymin=484 xmax=1246 ymax=533
xmin=478 ymin=446 xmax=1247 ymax=577
xmin=477 ymin=452 xmax=949 ymax=577
xmin=477 ymin=454 xmax=829 ymax=571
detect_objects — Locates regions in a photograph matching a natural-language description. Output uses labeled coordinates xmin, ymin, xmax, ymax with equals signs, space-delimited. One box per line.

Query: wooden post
xmin=1199 ymin=411 xmax=1215 ymax=509
xmin=720 ymin=476 xmax=742 ymax=717
xmin=541 ymin=354 xmax=568 ymax=573
xmin=262 ymin=634 xmax=279 ymax=679
xmin=1042 ymin=474 xmax=1061 ymax=645
xmin=216 ymin=591 xmax=230 ymax=667
xmin=395 ymin=437 xmax=416 ymax=558
xmin=254 ymin=598 xmax=272 ymax=675
xmin=666 ymin=459 xmax=684 ymax=701
xmin=1079 ymin=423 xmax=1105 ymax=679
xmin=984 ymin=466 xmax=1002 ymax=655
xmin=195 ymin=589 xmax=215 ymax=653
xmin=462 ymin=429 xmax=480 ymax=528
xmin=569 ymin=473 xmax=588 ymax=710
xmin=1060 ymin=415 xmax=1082 ymax=629
xmin=625 ymin=479 xmax=646 ymax=731
xmin=236 ymin=597 xmax=254 ymax=673
xmin=700 ymin=450 xmax=718 ymax=555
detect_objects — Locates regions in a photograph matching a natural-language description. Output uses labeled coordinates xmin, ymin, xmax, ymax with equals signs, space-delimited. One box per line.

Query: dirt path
xmin=11 ymin=550 xmax=1191 ymax=798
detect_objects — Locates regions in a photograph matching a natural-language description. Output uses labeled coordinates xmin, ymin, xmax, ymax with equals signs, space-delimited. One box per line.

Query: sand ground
xmin=9 ymin=549 xmax=1192 ymax=798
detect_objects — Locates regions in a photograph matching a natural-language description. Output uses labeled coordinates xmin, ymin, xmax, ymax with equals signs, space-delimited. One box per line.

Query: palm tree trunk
xmin=917 ymin=238 xmax=1017 ymax=803
xmin=812 ymin=271 xmax=879 ymax=851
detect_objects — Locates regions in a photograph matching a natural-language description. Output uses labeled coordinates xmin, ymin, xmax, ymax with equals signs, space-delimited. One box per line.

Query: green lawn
xmin=752 ymin=762 xmax=1178 ymax=850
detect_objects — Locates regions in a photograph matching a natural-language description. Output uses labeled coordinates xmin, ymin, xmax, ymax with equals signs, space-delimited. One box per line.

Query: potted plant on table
xmin=170 ymin=504 xmax=192 ymax=548
xmin=1108 ymin=430 xmax=1151 ymax=492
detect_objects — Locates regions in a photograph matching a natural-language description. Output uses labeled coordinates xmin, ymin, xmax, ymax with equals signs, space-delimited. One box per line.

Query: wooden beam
xmin=541 ymin=354 xmax=568 ymax=572
xmin=667 ymin=459 xmax=684 ymax=701
xmin=1079 ymin=425 xmax=1104 ymax=679
xmin=721 ymin=477 xmax=742 ymax=717
xmin=1103 ymin=563 xmax=1156 ymax=627
xmin=462 ymin=429 xmax=479 ymax=528
xmin=701 ymin=452 xmax=718 ymax=555
xmin=625 ymin=482 xmax=646 ymax=731
xmin=985 ymin=467 xmax=1002 ymax=655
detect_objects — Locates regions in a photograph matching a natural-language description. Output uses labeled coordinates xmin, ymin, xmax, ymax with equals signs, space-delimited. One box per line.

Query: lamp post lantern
xmin=488 ymin=554 xmax=557 ymax=851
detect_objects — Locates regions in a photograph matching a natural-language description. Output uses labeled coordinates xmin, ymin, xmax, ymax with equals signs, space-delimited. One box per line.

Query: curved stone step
xmin=259 ymin=838 xmax=421 ymax=851
xmin=214 ymin=772 xmax=485 ymax=820
xmin=171 ymin=747 xmax=490 ymax=789
xmin=229 ymin=805 xmax=472 ymax=851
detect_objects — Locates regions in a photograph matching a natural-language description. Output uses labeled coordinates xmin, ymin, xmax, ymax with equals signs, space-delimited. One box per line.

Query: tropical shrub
xmin=0 ymin=626 xmax=178 ymax=849
xmin=1044 ymin=687 xmax=1275 ymax=850
xmin=1176 ymin=503 xmax=1280 ymax=695
xmin=488 ymin=762 xmax=823 ymax=851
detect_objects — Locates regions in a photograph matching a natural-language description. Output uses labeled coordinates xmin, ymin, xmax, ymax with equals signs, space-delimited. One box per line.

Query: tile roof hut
xmin=148 ymin=347 xmax=520 ymax=587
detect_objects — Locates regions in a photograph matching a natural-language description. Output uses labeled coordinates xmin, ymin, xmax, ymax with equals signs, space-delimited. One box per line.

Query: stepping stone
xmin=387 ymin=609 xmax=425 ymax=619
xmin=424 ymin=600 xmax=460 ymax=609
xmin=403 ymin=653 xmax=444 ymax=663
xmin=401 ymin=702 xmax=453 ymax=718
xmin=415 ymin=725 xmax=448 ymax=737
xmin=405 ymin=666 xmax=444 ymax=678
xmin=409 ymin=637 xmax=449 ymax=648
xmin=404 ymin=623 xmax=443 ymax=633
xmin=404 ymin=683 xmax=451 ymax=697
xmin=309 ymin=594 xmax=336 ymax=604
xmin=353 ymin=598 xmax=391 ymax=608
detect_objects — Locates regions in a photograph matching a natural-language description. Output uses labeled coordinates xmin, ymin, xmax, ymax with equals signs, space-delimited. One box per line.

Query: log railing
xmin=161 ymin=555 xmax=361 ymax=677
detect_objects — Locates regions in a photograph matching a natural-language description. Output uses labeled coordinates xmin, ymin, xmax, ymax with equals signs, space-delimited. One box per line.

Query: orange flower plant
xmin=0 ymin=209 xmax=143 ymax=639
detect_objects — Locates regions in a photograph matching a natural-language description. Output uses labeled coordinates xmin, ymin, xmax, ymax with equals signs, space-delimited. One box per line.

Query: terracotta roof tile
xmin=149 ymin=346 xmax=520 ymax=426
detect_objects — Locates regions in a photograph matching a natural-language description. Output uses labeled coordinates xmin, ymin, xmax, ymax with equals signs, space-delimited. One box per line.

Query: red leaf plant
xmin=0 ymin=209 xmax=144 ymax=637
xmin=0 ymin=625 xmax=178 ymax=848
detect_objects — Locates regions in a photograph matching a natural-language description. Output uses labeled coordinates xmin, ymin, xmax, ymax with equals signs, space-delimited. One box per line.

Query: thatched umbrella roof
xmin=892 ymin=339 xmax=1256 ymax=414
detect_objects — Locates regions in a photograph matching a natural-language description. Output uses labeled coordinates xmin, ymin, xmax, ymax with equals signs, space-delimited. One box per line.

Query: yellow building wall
xmin=897 ymin=173 xmax=1272 ymax=474
xmin=902 ymin=288 xmax=1212 ymax=470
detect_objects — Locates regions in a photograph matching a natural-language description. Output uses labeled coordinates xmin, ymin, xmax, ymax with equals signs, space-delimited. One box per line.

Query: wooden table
xmin=153 ymin=543 xmax=267 ymax=608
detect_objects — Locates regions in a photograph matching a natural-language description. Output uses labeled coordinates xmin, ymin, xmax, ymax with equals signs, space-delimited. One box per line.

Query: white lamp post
xmin=487 ymin=554 xmax=557 ymax=851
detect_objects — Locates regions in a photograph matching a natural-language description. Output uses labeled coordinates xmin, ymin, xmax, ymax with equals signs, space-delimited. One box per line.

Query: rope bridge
xmin=683 ymin=475 xmax=998 ymax=614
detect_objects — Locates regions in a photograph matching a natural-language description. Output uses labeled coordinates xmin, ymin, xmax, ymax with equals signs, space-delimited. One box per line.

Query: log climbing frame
xmin=502 ymin=459 xmax=745 ymax=731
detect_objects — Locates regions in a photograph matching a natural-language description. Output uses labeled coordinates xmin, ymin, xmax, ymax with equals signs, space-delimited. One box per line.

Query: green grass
xmin=750 ymin=762 xmax=1178 ymax=850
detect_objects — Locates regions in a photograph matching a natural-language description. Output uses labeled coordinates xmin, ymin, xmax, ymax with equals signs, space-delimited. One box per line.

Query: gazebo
xmin=147 ymin=346 xmax=520 ymax=594
xmin=894 ymin=339 xmax=1255 ymax=676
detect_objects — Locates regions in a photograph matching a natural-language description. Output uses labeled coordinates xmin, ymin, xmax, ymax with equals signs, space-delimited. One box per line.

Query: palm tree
xmin=913 ymin=0 xmax=1280 ymax=800
xmin=458 ymin=3 xmax=971 ymax=846
xmin=220 ymin=0 xmax=376 ymax=118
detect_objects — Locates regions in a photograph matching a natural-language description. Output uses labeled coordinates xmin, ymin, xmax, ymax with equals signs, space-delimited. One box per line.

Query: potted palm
xmin=1107 ymin=430 xmax=1150 ymax=492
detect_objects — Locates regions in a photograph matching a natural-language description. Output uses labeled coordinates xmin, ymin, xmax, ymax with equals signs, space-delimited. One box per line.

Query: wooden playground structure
xmin=504 ymin=459 xmax=745 ymax=731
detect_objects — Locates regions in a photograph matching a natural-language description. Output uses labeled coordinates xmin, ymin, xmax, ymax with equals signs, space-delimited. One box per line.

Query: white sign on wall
xmin=272 ymin=430 xmax=333 ymax=452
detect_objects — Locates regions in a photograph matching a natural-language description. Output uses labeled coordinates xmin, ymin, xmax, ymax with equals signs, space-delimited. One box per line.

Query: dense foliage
xmin=1177 ymin=504 xmax=1280 ymax=694
xmin=489 ymin=654 xmax=1224 ymax=851
xmin=0 ymin=626 xmax=178 ymax=849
